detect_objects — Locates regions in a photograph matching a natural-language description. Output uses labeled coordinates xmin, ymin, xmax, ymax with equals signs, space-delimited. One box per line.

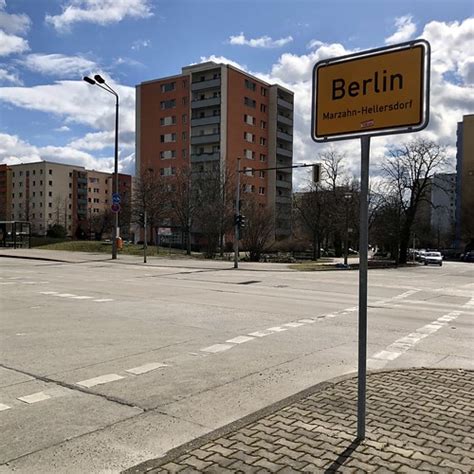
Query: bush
xmin=46 ymin=224 xmax=67 ymax=239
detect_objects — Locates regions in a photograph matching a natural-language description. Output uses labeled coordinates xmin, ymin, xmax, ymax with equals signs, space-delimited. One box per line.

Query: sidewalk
xmin=125 ymin=368 xmax=474 ymax=473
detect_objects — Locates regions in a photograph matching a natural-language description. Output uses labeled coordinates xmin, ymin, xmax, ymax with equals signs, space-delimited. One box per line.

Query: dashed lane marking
xmin=248 ymin=330 xmax=272 ymax=338
xmin=126 ymin=362 xmax=168 ymax=375
xmin=18 ymin=391 xmax=51 ymax=404
xmin=267 ymin=326 xmax=288 ymax=333
xmin=201 ymin=344 xmax=234 ymax=354
xmin=283 ymin=322 xmax=305 ymax=328
xmin=0 ymin=403 xmax=11 ymax=411
xmin=76 ymin=373 xmax=124 ymax=388
xmin=93 ymin=298 xmax=114 ymax=302
xmin=38 ymin=292 xmax=113 ymax=302
xmin=226 ymin=336 xmax=254 ymax=344
xmin=71 ymin=296 xmax=93 ymax=300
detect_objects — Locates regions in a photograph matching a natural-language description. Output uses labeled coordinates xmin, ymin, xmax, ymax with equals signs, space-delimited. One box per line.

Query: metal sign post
xmin=234 ymin=159 xmax=241 ymax=269
xmin=357 ymin=136 xmax=370 ymax=440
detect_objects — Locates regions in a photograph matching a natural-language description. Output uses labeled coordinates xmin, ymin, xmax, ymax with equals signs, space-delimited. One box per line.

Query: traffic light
xmin=234 ymin=214 xmax=246 ymax=228
xmin=312 ymin=163 xmax=321 ymax=183
xmin=239 ymin=214 xmax=246 ymax=229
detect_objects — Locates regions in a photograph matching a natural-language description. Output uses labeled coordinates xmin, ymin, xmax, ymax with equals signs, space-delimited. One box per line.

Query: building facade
xmin=136 ymin=61 xmax=294 ymax=241
xmin=2 ymin=161 xmax=131 ymax=238
xmin=455 ymin=114 xmax=474 ymax=248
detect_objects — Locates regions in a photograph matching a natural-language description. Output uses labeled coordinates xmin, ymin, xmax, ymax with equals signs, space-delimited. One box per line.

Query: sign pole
xmin=357 ymin=135 xmax=370 ymax=440
xmin=143 ymin=209 xmax=147 ymax=264
xmin=234 ymin=159 xmax=241 ymax=269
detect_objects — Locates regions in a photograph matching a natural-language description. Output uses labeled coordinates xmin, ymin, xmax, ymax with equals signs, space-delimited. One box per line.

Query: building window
xmin=48 ymin=180 xmax=52 ymax=186
xmin=160 ymin=116 xmax=176 ymax=126
xmin=259 ymin=187 xmax=265 ymax=195
xmin=182 ymin=79 xmax=187 ymax=88
xmin=260 ymin=137 xmax=266 ymax=145
xmin=160 ymin=133 xmax=176 ymax=143
xmin=33 ymin=181 xmax=36 ymax=186
xmin=244 ymin=132 xmax=254 ymax=143
xmin=260 ymin=121 xmax=266 ymax=129
xmin=260 ymin=104 xmax=267 ymax=112
xmin=160 ymin=150 xmax=176 ymax=159
xmin=69 ymin=172 xmax=72 ymax=177
xmin=244 ymin=167 xmax=254 ymax=176
xmin=182 ymin=96 xmax=188 ymax=105
xmin=48 ymin=191 xmax=52 ymax=197
xmin=161 ymin=82 xmax=175 ymax=92
xmin=244 ymin=149 xmax=254 ymax=160
xmin=48 ymin=202 xmax=52 ymax=208
xmin=260 ymin=154 xmax=266 ymax=162
xmin=182 ymin=131 xmax=187 ymax=141
xmin=244 ymin=114 xmax=255 ymax=125
xmin=259 ymin=170 xmax=265 ymax=178
xmin=244 ymin=97 xmax=256 ymax=108
xmin=182 ymin=114 xmax=187 ymax=124
xmin=160 ymin=167 xmax=176 ymax=177
xmin=245 ymin=79 xmax=256 ymax=91
xmin=261 ymin=87 xmax=267 ymax=96
xmin=40 ymin=169 xmax=43 ymax=174
xmin=160 ymin=99 xmax=176 ymax=110
xmin=19 ymin=192 xmax=22 ymax=198
xmin=49 ymin=169 xmax=52 ymax=175
xmin=182 ymin=149 xmax=187 ymax=159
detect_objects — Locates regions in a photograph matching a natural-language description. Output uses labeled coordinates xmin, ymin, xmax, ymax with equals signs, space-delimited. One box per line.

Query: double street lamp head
xmin=83 ymin=74 xmax=106 ymax=85
xmin=83 ymin=76 xmax=96 ymax=85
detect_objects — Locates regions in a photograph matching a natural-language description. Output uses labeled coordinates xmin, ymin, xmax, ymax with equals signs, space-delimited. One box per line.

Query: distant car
xmin=424 ymin=251 xmax=443 ymax=266
xmin=462 ymin=251 xmax=474 ymax=262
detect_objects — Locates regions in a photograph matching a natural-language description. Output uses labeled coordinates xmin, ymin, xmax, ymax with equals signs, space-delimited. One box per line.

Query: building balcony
xmin=191 ymin=97 xmax=221 ymax=109
xmin=276 ymin=147 xmax=292 ymax=158
xmin=77 ymin=177 xmax=88 ymax=184
xmin=190 ymin=133 xmax=220 ymax=145
xmin=277 ymin=131 xmax=293 ymax=142
xmin=276 ymin=179 xmax=292 ymax=189
xmin=276 ymin=195 xmax=292 ymax=204
xmin=191 ymin=152 xmax=220 ymax=162
xmin=277 ymin=98 xmax=293 ymax=110
xmin=191 ymin=78 xmax=221 ymax=91
xmin=277 ymin=114 xmax=293 ymax=126
xmin=77 ymin=198 xmax=87 ymax=205
xmin=191 ymin=115 xmax=220 ymax=127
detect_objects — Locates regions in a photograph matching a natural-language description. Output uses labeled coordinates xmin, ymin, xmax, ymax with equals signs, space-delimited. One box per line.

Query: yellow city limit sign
xmin=311 ymin=40 xmax=430 ymax=142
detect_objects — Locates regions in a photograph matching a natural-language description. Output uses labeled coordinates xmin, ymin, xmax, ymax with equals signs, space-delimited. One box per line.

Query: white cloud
xmin=0 ymin=9 xmax=31 ymax=35
xmin=46 ymin=0 xmax=154 ymax=32
xmin=229 ymin=32 xmax=293 ymax=48
xmin=54 ymin=126 xmax=71 ymax=132
xmin=0 ymin=30 xmax=29 ymax=56
xmin=0 ymin=67 xmax=22 ymax=84
xmin=385 ymin=15 xmax=417 ymax=44
xmin=131 ymin=39 xmax=150 ymax=51
xmin=19 ymin=53 xmax=98 ymax=77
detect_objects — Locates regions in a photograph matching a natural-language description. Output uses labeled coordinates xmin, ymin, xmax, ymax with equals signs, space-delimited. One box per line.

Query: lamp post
xmin=83 ymin=74 xmax=120 ymax=260
xmin=344 ymin=192 xmax=353 ymax=265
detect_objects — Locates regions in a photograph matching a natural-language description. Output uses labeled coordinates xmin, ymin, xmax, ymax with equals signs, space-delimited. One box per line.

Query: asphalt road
xmin=0 ymin=256 xmax=472 ymax=473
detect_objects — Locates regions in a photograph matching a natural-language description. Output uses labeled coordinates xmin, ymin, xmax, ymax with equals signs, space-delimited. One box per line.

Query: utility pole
xmin=234 ymin=159 xmax=241 ymax=269
xmin=143 ymin=209 xmax=147 ymax=264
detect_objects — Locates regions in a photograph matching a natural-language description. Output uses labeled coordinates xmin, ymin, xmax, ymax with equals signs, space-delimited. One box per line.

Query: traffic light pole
xmin=234 ymin=159 xmax=241 ymax=269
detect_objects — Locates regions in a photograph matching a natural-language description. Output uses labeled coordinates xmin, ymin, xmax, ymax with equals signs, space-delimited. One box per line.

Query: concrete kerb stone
xmin=123 ymin=367 xmax=474 ymax=473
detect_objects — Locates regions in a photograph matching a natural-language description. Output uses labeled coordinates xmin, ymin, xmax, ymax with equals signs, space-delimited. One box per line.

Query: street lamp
xmin=83 ymin=74 xmax=120 ymax=259
xmin=344 ymin=192 xmax=353 ymax=265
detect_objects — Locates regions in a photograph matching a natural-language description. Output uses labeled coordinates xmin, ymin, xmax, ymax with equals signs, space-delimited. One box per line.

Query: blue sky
xmin=0 ymin=0 xmax=473 ymax=183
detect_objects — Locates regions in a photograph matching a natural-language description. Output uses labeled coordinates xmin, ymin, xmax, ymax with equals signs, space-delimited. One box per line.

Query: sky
xmin=0 ymin=0 xmax=473 ymax=187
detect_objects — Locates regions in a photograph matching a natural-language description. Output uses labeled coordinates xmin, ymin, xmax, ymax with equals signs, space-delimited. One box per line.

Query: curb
xmin=123 ymin=367 xmax=472 ymax=473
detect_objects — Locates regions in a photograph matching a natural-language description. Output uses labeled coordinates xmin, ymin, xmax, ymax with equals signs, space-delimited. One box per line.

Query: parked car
xmin=424 ymin=251 xmax=443 ymax=266
xmin=462 ymin=251 xmax=474 ymax=262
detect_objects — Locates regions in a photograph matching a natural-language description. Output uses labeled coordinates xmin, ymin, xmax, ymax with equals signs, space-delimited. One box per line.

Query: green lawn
xmin=32 ymin=240 xmax=190 ymax=257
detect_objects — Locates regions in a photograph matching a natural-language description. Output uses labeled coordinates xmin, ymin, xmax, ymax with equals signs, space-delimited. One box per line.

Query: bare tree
xmin=132 ymin=169 xmax=170 ymax=245
xmin=381 ymin=138 xmax=447 ymax=263
xmin=241 ymin=197 xmax=274 ymax=262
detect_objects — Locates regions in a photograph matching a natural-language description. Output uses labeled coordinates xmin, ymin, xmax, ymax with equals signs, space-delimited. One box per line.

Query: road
xmin=0 ymin=256 xmax=472 ymax=473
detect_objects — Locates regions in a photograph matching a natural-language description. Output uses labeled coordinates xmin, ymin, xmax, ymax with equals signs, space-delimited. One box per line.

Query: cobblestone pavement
xmin=126 ymin=369 xmax=474 ymax=473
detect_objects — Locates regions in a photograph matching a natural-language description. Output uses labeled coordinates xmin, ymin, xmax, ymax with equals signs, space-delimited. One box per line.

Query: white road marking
xmin=283 ymin=322 xmax=304 ymax=328
xmin=299 ymin=319 xmax=316 ymax=324
xmin=248 ymin=331 xmax=272 ymax=338
xmin=267 ymin=326 xmax=288 ymax=332
xmin=39 ymin=291 xmax=58 ymax=295
xmin=56 ymin=293 xmax=77 ymax=298
xmin=0 ymin=403 xmax=11 ymax=411
xmin=76 ymin=374 xmax=124 ymax=388
xmin=93 ymin=299 xmax=114 ymax=302
xmin=18 ymin=392 xmax=51 ymax=404
xmin=126 ymin=362 xmax=168 ymax=375
xmin=367 ymin=299 xmax=472 ymax=370
xmin=0 ymin=282 xmax=15 ymax=285
xmin=71 ymin=296 xmax=93 ymax=299
xmin=201 ymin=344 xmax=234 ymax=353
xmin=226 ymin=335 xmax=254 ymax=344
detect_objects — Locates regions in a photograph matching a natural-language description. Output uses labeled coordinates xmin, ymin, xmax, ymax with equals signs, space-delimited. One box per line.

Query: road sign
xmin=311 ymin=40 xmax=430 ymax=142
xmin=112 ymin=193 xmax=121 ymax=204
xmin=111 ymin=203 xmax=120 ymax=213
xmin=158 ymin=227 xmax=172 ymax=236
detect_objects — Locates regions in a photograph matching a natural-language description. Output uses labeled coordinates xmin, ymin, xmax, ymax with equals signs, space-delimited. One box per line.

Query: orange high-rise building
xmin=136 ymin=61 xmax=294 ymax=240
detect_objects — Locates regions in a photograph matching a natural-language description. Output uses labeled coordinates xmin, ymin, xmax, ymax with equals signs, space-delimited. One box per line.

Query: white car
xmin=424 ymin=251 xmax=443 ymax=266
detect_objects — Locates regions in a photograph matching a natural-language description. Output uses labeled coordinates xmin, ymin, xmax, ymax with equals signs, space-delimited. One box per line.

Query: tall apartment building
xmin=455 ymin=114 xmax=474 ymax=248
xmin=2 ymin=161 xmax=131 ymax=238
xmin=0 ymin=164 xmax=12 ymax=221
xmin=136 ymin=61 xmax=294 ymax=240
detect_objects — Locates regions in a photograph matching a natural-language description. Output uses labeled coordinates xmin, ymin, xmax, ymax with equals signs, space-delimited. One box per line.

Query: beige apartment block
xmin=10 ymin=161 xmax=85 ymax=236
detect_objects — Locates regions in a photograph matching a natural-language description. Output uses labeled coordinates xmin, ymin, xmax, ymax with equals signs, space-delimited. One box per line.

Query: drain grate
xmin=238 ymin=280 xmax=261 ymax=285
